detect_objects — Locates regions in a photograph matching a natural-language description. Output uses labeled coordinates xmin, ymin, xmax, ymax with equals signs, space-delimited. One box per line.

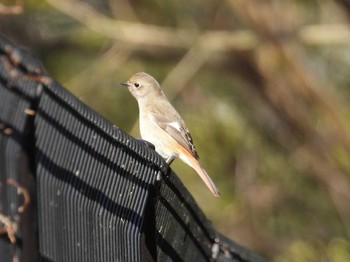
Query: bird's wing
xmin=149 ymin=113 xmax=199 ymax=160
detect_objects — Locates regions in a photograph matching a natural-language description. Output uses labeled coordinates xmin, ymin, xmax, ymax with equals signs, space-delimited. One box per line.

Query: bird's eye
xmin=134 ymin=82 xmax=140 ymax=88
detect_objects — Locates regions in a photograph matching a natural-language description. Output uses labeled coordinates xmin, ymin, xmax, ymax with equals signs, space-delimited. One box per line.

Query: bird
xmin=121 ymin=72 xmax=220 ymax=197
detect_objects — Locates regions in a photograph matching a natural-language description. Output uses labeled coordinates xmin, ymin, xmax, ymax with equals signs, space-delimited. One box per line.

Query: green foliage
xmin=276 ymin=238 xmax=350 ymax=262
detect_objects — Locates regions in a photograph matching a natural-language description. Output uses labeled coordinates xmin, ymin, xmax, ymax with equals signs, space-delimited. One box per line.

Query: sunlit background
xmin=2 ymin=0 xmax=350 ymax=260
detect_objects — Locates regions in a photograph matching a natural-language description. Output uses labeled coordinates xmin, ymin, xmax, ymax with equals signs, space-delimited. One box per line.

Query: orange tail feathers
xmin=179 ymin=148 xmax=220 ymax=197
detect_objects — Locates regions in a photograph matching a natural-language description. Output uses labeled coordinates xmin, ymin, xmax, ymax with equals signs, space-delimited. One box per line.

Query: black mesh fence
xmin=0 ymin=33 xmax=265 ymax=262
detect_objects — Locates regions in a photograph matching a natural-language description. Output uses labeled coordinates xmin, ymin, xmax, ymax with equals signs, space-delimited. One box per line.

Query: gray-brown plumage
xmin=121 ymin=72 xmax=220 ymax=197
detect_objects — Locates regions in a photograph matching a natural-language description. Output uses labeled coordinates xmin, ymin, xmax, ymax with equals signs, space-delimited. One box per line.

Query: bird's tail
xmin=179 ymin=148 xmax=220 ymax=197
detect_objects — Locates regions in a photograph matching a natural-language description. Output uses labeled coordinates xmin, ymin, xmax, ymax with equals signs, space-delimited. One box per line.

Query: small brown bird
xmin=121 ymin=72 xmax=220 ymax=197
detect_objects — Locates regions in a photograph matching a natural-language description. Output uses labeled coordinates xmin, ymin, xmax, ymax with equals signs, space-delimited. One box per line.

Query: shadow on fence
xmin=0 ymin=33 xmax=265 ymax=262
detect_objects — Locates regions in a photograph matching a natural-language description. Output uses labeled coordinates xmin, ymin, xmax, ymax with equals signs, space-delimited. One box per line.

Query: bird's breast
xmin=139 ymin=112 xmax=178 ymax=159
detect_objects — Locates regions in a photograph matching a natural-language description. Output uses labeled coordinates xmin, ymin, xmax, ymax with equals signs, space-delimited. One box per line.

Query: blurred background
xmin=2 ymin=0 xmax=350 ymax=261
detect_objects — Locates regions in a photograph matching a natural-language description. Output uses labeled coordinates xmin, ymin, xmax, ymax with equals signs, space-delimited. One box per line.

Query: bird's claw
xmin=137 ymin=138 xmax=155 ymax=150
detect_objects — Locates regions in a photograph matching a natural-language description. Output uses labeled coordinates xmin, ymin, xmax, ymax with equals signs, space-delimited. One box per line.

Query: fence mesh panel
xmin=0 ymin=33 xmax=264 ymax=262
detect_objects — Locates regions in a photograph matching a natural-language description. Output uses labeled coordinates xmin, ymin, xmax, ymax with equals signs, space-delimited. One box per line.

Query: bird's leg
xmin=137 ymin=138 xmax=155 ymax=150
xmin=166 ymin=155 xmax=175 ymax=165
xmin=156 ymin=155 xmax=175 ymax=181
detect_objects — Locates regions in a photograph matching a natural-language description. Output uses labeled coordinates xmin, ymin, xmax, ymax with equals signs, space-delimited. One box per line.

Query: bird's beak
xmin=121 ymin=81 xmax=129 ymax=87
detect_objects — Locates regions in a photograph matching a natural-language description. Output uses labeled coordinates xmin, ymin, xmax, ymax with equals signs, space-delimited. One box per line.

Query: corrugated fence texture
xmin=0 ymin=33 xmax=265 ymax=262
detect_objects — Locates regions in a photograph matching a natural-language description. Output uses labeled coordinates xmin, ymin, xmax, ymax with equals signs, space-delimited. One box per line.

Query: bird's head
xmin=121 ymin=72 xmax=162 ymax=100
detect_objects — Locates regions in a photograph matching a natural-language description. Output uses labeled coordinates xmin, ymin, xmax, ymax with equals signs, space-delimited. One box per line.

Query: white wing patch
xmin=149 ymin=115 xmax=181 ymax=131
xmin=168 ymin=121 xmax=182 ymax=131
xmin=149 ymin=114 xmax=158 ymax=126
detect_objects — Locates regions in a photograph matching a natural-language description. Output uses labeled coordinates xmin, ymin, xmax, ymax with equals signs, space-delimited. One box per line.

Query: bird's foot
xmin=165 ymin=155 xmax=175 ymax=165
xmin=156 ymin=155 xmax=175 ymax=182
xmin=137 ymin=138 xmax=155 ymax=150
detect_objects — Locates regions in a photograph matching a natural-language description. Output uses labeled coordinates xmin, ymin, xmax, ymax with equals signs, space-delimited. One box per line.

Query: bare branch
xmin=0 ymin=214 xmax=18 ymax=244
xmin=7 ymin=178 xmax=30 ymax=213
xmin=0 ymin=0 xmax=23 ymax=15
